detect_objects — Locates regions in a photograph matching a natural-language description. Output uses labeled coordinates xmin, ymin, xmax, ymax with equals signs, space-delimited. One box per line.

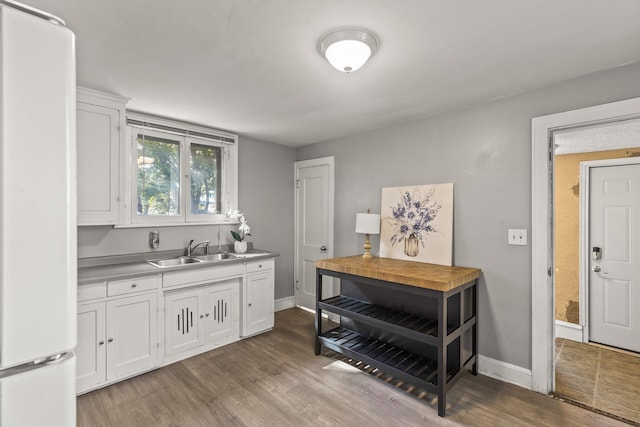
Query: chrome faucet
xmin=186 ymin=239 xmax=210 ymax=256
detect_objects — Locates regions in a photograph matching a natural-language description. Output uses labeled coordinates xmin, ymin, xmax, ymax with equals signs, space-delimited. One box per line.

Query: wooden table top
xmin=315 ymin=255 xmax=481 ymax=292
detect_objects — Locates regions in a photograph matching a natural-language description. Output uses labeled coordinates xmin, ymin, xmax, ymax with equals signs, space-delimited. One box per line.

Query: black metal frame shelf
xmin=319 ymin=295 xmax=459 ymax=345
xmin=319 ymin=327 xmax=457 ymax=390
xmin=314 ymin=265 xmax=478 ymax=417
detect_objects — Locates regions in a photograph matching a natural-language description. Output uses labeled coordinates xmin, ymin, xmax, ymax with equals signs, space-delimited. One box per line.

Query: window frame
xmin=120 ymin=112 xmax=238 ymax=227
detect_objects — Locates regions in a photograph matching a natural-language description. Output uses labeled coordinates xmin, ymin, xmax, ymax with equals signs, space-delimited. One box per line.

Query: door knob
xmin=320 ymin=245 xmax=327 ymax=253
xmin=592 ymin=265 xmax=601 ymax=272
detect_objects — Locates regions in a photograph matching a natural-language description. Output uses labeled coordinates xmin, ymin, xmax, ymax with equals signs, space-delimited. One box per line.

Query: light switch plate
xmin=508 ymin=229 xmax=527 ymax=246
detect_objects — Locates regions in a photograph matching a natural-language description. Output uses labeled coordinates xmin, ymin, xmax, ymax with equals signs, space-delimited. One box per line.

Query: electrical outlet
xmin=508 ymin=229 xmax=527 ymax=246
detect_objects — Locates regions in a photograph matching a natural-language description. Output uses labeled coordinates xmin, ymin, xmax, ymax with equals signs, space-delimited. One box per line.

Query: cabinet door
xmin=76 ymin=101 xmax=120 ymax=225
xmin=164 ymin=288 xmax=202 ymax=357
xmin=203 ymin=282 xmax=238 ymax=346
xmin=106 ymin=293 xmax=158 ymax=381
xmin=244 ymin=272 xmax=275 ymax=336
xmin=77 ymin=302 xmax=106 ymax=392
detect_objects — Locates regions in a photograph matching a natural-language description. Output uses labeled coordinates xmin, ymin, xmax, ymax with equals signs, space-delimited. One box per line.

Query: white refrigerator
xmin=0 ymin=1 xmax=77 ymax=426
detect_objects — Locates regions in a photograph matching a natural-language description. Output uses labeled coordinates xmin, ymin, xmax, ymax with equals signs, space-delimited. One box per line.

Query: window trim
xmin=119 ymin=112 xmax=238 ymax=227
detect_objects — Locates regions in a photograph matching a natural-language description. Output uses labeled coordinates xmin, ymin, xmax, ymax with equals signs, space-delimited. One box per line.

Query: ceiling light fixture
xmin=319 ymin=28 xmax=378 ymax=73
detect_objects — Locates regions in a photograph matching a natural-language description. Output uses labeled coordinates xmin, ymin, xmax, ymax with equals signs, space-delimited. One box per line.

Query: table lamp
xmin=356 ymin=209 xmax=381 ymax=259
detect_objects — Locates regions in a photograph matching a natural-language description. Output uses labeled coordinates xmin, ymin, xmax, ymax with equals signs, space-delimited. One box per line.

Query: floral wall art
xmin=379 ymin=183 xmax=454 ymax=265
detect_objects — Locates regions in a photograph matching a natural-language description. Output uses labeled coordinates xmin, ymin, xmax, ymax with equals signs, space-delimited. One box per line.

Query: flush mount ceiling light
xmin=319 ymin=28 xmax=379 ymax=73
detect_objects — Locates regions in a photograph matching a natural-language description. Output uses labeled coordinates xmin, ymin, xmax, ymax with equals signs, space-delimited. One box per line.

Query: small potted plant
xmin=226 ymin=210 xmax=251 ymax=253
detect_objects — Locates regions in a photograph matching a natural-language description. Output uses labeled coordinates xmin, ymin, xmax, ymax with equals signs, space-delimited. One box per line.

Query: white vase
xmin=234 ymin=240 xmax=247 ymax=253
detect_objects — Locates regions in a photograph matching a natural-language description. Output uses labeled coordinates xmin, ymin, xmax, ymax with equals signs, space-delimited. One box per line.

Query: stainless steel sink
xmin=194 ymin=253 xmax=235 ymax=262
xmin=146 ymin=250 xmax=266 ymax=269
xmin=146 ymin=256 xmax=204 ymax=268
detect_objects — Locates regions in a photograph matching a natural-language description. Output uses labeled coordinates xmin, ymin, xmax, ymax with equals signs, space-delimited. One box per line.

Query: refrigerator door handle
xmin=0 ymin=0 xmax=66 ymax=25
xmin=0 ymin=352 xmax=72 ymax=379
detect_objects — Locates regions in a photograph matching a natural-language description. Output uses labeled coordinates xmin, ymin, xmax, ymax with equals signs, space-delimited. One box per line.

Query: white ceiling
xmin=29 ymin=0 xmax=640 ymax=147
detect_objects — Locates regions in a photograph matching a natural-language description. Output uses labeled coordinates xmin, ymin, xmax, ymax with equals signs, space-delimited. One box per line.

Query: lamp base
xmin=362 ymin=234 xmax=373 ymax=259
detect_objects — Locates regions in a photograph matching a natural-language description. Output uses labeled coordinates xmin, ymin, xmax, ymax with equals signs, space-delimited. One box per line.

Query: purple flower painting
xmin=380 ymin=183 xmax=453 ymax=265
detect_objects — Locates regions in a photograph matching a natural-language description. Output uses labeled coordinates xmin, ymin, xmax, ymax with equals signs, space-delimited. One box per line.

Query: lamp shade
xmin=355 ymin=213 xmax=380 ymax=234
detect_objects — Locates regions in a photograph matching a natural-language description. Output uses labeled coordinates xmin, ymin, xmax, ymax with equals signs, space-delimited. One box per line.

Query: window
xmin=125 ymin=114 xmax=237 ymax=226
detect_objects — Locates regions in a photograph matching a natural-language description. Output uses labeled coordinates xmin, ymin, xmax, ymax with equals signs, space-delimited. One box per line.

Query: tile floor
xmin=555 ymin=338 xmax=640 ymax=424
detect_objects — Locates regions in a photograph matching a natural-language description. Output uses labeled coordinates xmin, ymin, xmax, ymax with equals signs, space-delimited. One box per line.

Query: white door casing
xmin=294 ymin=157 xmax=335 ymax=311
xmin=586 ymin=160 xmax=640 ymax=352
xmin=531 ymin=97 xmax=640 ymax=394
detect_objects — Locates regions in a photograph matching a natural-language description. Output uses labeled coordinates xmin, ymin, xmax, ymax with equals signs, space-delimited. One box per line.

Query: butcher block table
xmin=314 ymin=255 xmax=481 ymax=417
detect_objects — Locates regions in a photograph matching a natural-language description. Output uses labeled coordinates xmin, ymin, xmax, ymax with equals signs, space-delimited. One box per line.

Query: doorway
xmin=551 ymin=128 xmax=640 ymax=422
xmin=294 ymin=157 xmax=335 ymax=311
xmin=531 ymin=97 xmax=640 ymax=395
xmin=553 ymin=128 xmax=640 ymax=348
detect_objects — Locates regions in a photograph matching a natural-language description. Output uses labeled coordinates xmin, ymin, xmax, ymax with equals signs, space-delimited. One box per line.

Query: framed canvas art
xmin=379 ymin=183 xmax=453 ymax=265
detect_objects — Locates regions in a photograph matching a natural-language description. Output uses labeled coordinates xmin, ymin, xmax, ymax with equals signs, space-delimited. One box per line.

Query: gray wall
xmin=237 ymin=136 xmax=296 ymax=300
xmin=296 ymin=61 xmax=640 ymax=370
xmin=78 ymin=136 xmax=296 ymax=301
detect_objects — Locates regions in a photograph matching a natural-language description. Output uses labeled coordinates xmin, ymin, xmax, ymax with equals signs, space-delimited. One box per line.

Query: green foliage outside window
xmin=190 ymin=143 xmax=221 ymax=215
xmin=137 ymin=135 xmax=180 ymax=216
xmin=136 ymin=134 xmax=222 ymax=217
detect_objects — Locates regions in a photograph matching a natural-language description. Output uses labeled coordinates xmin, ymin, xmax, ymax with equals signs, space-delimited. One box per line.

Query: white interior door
xmin=295 ymin=157 xmax=334 ymax=311
xmin=589 ymin=162 xmax=640 ymax=352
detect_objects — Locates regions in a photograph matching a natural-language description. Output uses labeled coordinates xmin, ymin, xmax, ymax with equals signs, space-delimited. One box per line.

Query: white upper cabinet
xmin=77 ymin=88 xmax=128 ymax=225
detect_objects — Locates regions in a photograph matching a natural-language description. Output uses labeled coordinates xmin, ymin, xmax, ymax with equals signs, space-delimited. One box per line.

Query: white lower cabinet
xmin=165 ymin=280 xmax=239 ymax=361
xmin=77 ymin=257 xmax=275 ymax=392
xmin=76 ymin=292 xmax=159 ymax=393
xmin=243 ymin=259 xmax=275 ymax=337
xmin=106 ymin=293 xmax=159 ymax=379
xmin=76 ymin=302 xmax=106 ymax=391
xmin=164 ymin=288 xmax=202 ymax=356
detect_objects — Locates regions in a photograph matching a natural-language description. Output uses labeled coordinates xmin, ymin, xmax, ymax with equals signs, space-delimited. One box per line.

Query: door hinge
xmin=548 ymin=267 xmax=552 ymax=277
xmin=295 ymin=279 xmax=299 ymax=289
xmin=296 ymin=179 xmax=300 ymax=189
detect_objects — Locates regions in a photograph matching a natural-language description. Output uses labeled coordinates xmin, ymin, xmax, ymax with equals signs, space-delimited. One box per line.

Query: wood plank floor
xmin=555 ymin=338 xmax=640 ymax=424
xmin=78 ymin=309 xmax=628 ymax=426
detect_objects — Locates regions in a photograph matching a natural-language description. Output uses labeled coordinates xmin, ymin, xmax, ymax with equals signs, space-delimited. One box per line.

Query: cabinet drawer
xmin=78 ymin=281 xmax=106 ymax=302
xmin=107 ymin=275 xmax=160 ymax=297
xmin=246 ymin=259 xmax=274 ymax=273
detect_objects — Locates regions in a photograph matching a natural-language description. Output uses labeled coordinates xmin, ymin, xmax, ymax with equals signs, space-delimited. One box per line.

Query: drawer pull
xmin=205 ymin=313 xmax=210 ymax=317
xmin=258 ymin=264 xmax=262 ymax=268
xmin=131 ymin=283 xmax=137 ymax=288
xmin=98 ymin=340 xmax=104 ymax=345
xmin=107 ymin=338 xmax=113 ymax=343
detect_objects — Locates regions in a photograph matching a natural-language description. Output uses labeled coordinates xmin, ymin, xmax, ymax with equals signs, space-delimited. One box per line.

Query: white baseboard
xmin=275 ymin=296 xmax=296 ymax=312
xmin=554 ymin=320 xmax=583 ymax=342
xmin=478 ymin=354 xmax=532 ymax=390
